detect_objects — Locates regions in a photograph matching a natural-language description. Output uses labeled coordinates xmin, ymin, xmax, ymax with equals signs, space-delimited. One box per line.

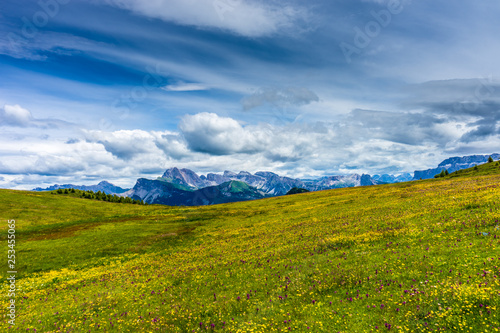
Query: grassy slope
xmin=0 ymin=162 xmax=499 ymax=332
xmin=226 ymin=180 xmax=253 ymax=193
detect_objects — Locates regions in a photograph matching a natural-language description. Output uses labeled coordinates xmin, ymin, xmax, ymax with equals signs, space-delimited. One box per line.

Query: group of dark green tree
xmin=52 ymin=188 xmax=146 ymax=205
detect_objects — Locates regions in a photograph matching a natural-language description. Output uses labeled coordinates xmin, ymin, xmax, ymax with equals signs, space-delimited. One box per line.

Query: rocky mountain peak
xmin=223 ymin=171 xmax=237 ymax=177
xmin=161 ymin=167 xmax=206 ymax=188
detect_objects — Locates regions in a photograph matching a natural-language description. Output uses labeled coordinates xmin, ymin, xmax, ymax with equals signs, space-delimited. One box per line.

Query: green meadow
xmin=1 ymin=162 xmax=499 ymax=332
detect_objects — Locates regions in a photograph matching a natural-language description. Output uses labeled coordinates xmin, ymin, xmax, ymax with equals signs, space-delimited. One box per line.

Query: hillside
xmin=413 ymin=153 xmax=500 ymax=180
xmin=0 ymin=162 xmax=499 ymax=332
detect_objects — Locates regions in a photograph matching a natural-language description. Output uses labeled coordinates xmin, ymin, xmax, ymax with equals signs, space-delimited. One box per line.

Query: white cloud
xmin=0 ymin=104 xmax=72 ymax=128
xmin=153 ymin=131 xmax=192 ymax=159
xmin=162 ymin=82 xmax=208 ymax=92
xmin=84 ymin=129 xmax=161 ymax=160
xmin=179 ymin=112 xmax=271 ymax=155
xmin=0 ymin=104 xmax=33 ymax=126
xmin=104 ymin=0 xmax=307 ymax=37
xmin=83 ymin=128 xmax=196 ymax=161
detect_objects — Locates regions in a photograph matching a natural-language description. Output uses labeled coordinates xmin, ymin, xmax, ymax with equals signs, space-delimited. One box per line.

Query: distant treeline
xmin=51 ymin=188 xmax=146 ymax=205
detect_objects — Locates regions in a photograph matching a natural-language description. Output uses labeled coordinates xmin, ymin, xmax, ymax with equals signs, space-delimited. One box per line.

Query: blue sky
xmin=1 ymin=0 xmax=499 ymax=189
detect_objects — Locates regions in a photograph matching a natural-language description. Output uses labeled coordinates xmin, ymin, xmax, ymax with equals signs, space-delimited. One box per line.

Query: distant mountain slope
xmin=372 ymin=173 xmax=413 ymax=183
xmin=302 ymin=174 xmax=382 ymax=190
xmin=124 ymin=178 xmax=191 ymax=205
xmin=413 ymin=154 xmax=500 ymax=180
xmin=126 ymin=179 xmax=268 ymax=205
xmin=193 ymin=181 xmax=269 ymax=205
xmin=32 ymin=181 xmax=129 ymax=194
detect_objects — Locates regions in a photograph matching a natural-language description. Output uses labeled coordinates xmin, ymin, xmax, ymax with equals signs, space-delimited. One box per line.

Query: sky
xmin=1 ymin=0 xmax=500 ymax=189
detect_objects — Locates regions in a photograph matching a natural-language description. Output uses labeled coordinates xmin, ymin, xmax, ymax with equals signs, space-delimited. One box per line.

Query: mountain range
xmin=160 ymin=167 xmax=309 ymax=195
xmin=32 ymin=181 xmax=129 ymax=195
xmin=123 ymin=168 xmax=384 ymax=205
xmin=33 ymin=153 xmax=499 ymax=206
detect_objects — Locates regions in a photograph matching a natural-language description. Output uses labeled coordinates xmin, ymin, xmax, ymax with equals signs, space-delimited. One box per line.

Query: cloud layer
xmin=242 ymin=87 xmax=319 ymax=111
xmin=3 ymin=91 xmax=498 ymax=190
xmin=104 ymin=0 xmax=306 ymax=37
